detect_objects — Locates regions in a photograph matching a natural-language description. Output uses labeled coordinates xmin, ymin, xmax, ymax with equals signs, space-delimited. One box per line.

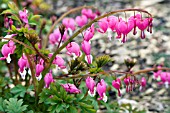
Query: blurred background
xmin=0 ymin=0 xmax=170 ymax=113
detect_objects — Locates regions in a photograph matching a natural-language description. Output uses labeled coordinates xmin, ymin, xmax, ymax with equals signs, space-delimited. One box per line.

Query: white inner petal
xmin=85 ymin=55 xmax=93 ymax=64
xmin=72 ymin=53 xmax=77 ymax=60
xmin=6 ymin=54 xmax=11 ymax=63
xmin=20 ymin=68 xmax=27 ymax=80
xmin=103 ymin=93 xmax=108 ymax=103
xmin=28 ymin=68 xmax=32 ymax=76
xmin=68 ymin=28 xmax=73 ymax=36
xmin=88 ymin=87 xmax=96 ymax=97
xmin=62 ymin=68 xmax=68 ymax=74
xmin=36 ymin=73 xmax=42 ymax=81
xmin=107 ymin=28 xmax=112 ymax=41
xmin=165 ymin=81 xmax=169 ymax=88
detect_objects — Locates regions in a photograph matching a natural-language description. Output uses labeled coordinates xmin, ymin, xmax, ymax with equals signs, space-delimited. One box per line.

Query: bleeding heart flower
xmin=81 ymin=40 xmax=93 ymax=64
xmin=124 ymin=77 xmax=130 ymax=93
xmin=96 ymin=79 xmax=107 ymax=102
xmin=62 ymin=18 xmax=75 ymax=35
xmin=35 ymin=59 xmax=44 ymax=81
xmin=49 ymin=53 xmax=66 ymax=69
xmin=75 ymin=15 xmax=88 ymax=27
xmin=81 ymin=8 xmax=96 ymax=20
xmin=61 ymin=83 xmax=81 ymax=94
xmin=66 ymin=42 xmax=81 ymax=59
xmin=0 ymin=40 xmax=16 ymax=63
xmin=19 ymin=9 xmax=28 ymax=24
xmin=86 ymin=76 xmax=96 ymax=97
xmin=44 ymin=70 xmax=54 ymax=88
xmin=84 ymin=24 xmax=95 ymax=42
xmin=136 ymin=17 xmax=149 ymax=39
xmin=139 ymin=77 xmax=146 ymax=91
xmin=112 ymin=78 xmax=121 ymax=96
xmin=18 ymin=54 xmax=30 ymax=79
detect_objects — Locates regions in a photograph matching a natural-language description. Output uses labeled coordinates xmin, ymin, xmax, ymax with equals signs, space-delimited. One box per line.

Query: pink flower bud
xmin=44 ymin=70 xmax=54 ymax=88
xmin=86 ymin=76 xmax=96 ymax=97
xmin=112 ymin=78 xmax=121 ymax=96
xmin=61 ymin=83 xmax=81 ymax=94
xmin=96 ymin=79 xmax=107 ymax=102
xmin=4 ymin=17 xmax=9 ymax=28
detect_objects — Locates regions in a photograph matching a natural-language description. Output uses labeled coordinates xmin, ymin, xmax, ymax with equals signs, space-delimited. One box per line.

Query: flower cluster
xmin=0 ymin=6 xmax=154 ymax=105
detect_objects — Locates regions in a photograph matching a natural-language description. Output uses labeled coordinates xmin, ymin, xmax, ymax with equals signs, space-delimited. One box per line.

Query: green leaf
xmin=89 ymin=67 xmax=102 ymax=73
xmin=11 ymin=25 xmax=16 ymax=31
xmin=55 ymin=104 xmax=63 ymax=113
xmin=79 ymin=102 xmax=93 ymax=109
xmin=8 ymin=2 xmax=19 ymax=13
xmin=0 ymin=77 xmax=6 ymax=87
xmin=67 ymin=105 xmax=77 ymax=113
xmin=27 ymin=85 xmax=34 ymax=92
xmin=10 ymin=84 xmax=27 ymax=97
xmin=0 ymin=9 xmax=12 ymax=15
xmin=11 ymin=14 xmax=22 ymax=25
xmin=5 ymin=98 xmax=28 ymax=113
xmin=0 ymin=97 xmax=5 ymax=112
xmin=96 ymin=55 xmax=112 ymax=68
xmin=30 ymin=15 xmax=41 ymax=21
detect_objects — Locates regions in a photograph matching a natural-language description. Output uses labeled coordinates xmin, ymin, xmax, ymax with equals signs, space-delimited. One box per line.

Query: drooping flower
xmin=81 ymin=8 xmax=96 ymax=20
xmin=48 ymin=53 xmax=66 ymax=69
xmin=62 ymin=18 xmax=75 ymax=35
xmin=159 ymin=72 xmax=170 ymax=88
xmin=112 ymin=78 xmax=121 ymax=96
xmin=129 ymin=14 xmax=141 ymax=35
xmin=35 ymin=59 xmax=44 ymax=81
xmin=136 ymin=17 xmax=149 ymax=39
xmin=0 ymin=40 xmax=16 ymax=63
xmin=18 ymin=54 xmax=30 ymax=79
xmin=86 ymin=76 xmax=96 ymax=97
xmin=117 ymin=19 xmax=134 ymax=43
xmin=75 ymin=15 xmax=88 ymax=27
xmin=84 ymin=24 xmax=95 ymax=42
xmin=97 ymin=16 xmax=118 ymax=40
xmin=81 ymin=40 xmax=92 ymax=64
xmin=139 ymin=77 xmax=146 ymax=91
xmin=153 ymin=66 xmax=162 ymax=79
xmin=66 ymin=42 xmax=81 ymax=59
xmin=61 ymin=83 xmax=81 ymax=94
xmin=96 ymin=79 xmax=107 ymax=102
xmin=124 ymin=77 xmax=130 ymax=93
xmin=19 ymin=9 xmax=28 ymax=24
xmin=4 ymin=17 xmax=9 ymax=28
xmin=49 ymin=33 xmax=59 ymax=45
xmin=9 ymin=18 xmax=13 ymax=29
xmin=44 ymin=70 xmax=54 ymax=88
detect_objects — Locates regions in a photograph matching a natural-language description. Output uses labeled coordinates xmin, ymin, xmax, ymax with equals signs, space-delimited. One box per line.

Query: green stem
xmin=25 ymin=52 xmax=38 ymax=106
